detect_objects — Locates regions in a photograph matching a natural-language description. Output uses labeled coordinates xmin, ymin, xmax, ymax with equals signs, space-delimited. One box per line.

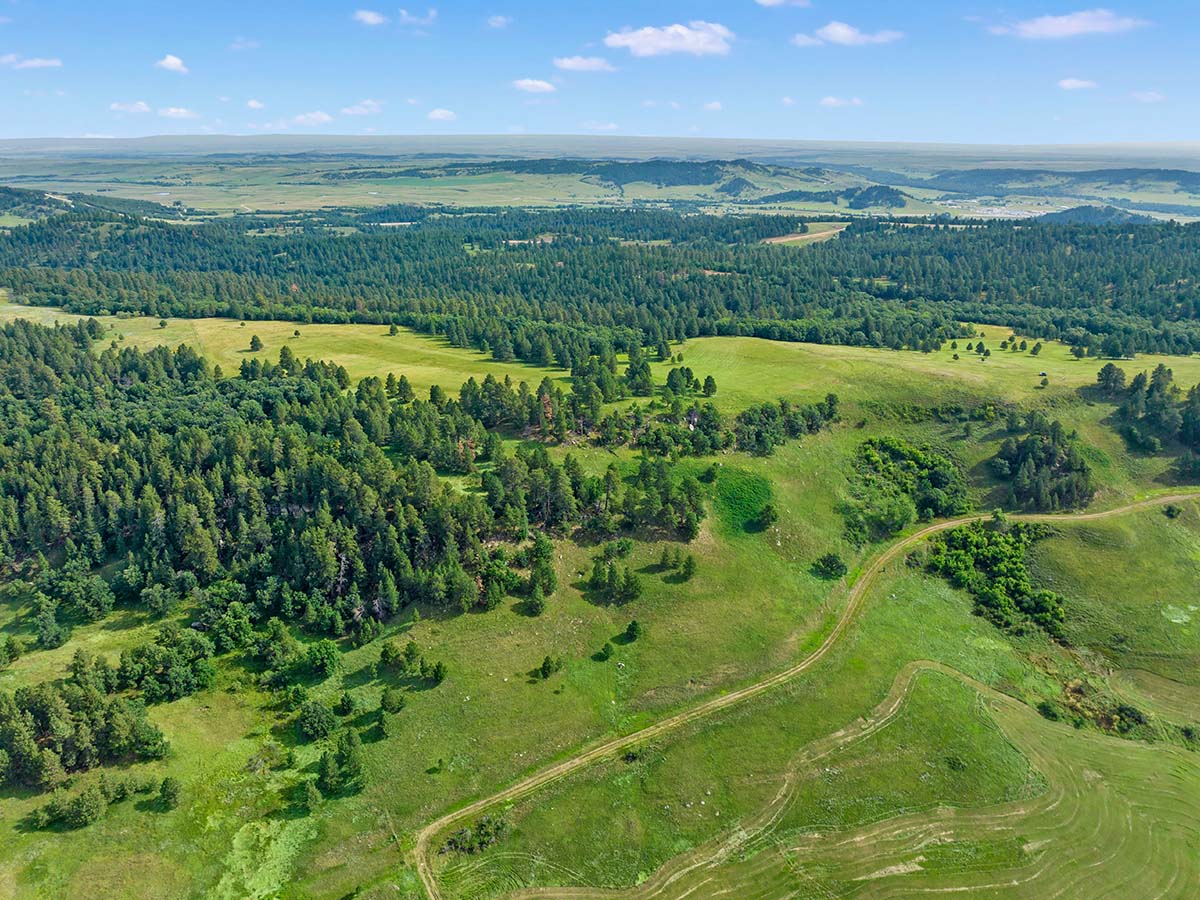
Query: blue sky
xmin=1 ymin=1 xmax=1192 ymax=143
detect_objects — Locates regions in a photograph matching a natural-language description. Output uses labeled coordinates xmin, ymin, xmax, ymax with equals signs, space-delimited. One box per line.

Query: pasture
xmin=1 ymin=298 xmax=1199 ymax=899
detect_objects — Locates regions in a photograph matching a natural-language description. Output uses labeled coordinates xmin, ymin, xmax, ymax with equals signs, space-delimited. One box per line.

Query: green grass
xmin=0 ymin=297 xmax=568 ymax=398
xmin=1028 ymin=502 xmax=1200 ymax=689
xmin=3 ymin=299 xmax=1200 ymax=899
xmin=429 ymin=532 xmax=1200 ymax=900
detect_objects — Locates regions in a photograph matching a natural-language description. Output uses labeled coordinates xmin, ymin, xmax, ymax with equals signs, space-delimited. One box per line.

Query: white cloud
xmin=794 ymin=21 xmax=903 ymax=47
xmin=246 ymin=98 xmax=266 ymax=110
xmin=781 ymin=96 xmax=796 ymax=106
xmin=1 ymin=53 xmax=63 ymax=69
xmin=229 ymin=36 xmax=260 ymax=51
xmin=513 ymin=78 xmax=555 ymax=93
xmin=703 ymin=100 xmax=722 ymax=111
xmin=554 ymin=55 xmax=614 ymax=72
xmin=487 ymin=15 xmax=512 ymax=28
xmin=427 ymin=107 xmax=456 ymax=121
xmin=756 ymin=0 xmax=811 ymax=5
xmin=155 ymin=53 xmax=188 ymax=74
xmin=341 ymin=98 xmax=383 ymax=115
xmin=991 ymin=9 xmax=1147 ymax=39
xmin=1131 ymin=90 xmax=1165 ymax=103
xmin=158 ymin=106 xmax=199 ymax=119
xmin=818 ymin=95 xmax=864 ymax=107
xmin=581 ymin=120 xmax=619 ymax=131
xmin=397 ymin=8 xmax=437 ymax=27
xmin=110 ymin=100 xmax=151 ymax=113
xmin=1058 ymin=77 xmax=1097 ymax=90
xmin=293 ymin=110 xmax=334 ymax=126
xmin=353 ymin=9 xmax=387 ymax=26
xmin=604 ymin=21 xmax=733 ymax=57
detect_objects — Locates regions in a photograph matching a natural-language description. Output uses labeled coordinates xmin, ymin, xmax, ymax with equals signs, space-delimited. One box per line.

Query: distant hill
xmin=1037 ymin=205 xmax=1157 ymax=225
xmin=0 ymin=186 xmax=70 ymax=220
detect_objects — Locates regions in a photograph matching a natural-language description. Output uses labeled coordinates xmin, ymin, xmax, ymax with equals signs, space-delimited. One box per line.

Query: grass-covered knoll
xmin=1029 ymin=501 xmax=1200 ymax=689
xmin=430 ymin=516 xmax=1200 ymax=900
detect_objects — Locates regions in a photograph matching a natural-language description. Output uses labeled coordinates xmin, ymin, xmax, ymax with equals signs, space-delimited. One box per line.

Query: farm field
xmin=2 ymin=291 xmax=1200 ymax=899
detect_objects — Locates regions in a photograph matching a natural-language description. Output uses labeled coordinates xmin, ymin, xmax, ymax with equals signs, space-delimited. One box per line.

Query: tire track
xmin=413 ymin=492 xmax=1200 ymax=900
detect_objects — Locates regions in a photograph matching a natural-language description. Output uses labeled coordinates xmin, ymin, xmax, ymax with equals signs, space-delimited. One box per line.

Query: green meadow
xmin=1 ymin=296 xmax=1199 ymax=899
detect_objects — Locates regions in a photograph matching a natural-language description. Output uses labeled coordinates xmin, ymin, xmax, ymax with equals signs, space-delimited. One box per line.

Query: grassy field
xmin=0 ymin=157 xmax=937 ymax=216
xmin=0 ymin=297 xmax=568 ymax=398
xmin=2 ymin=298 xmax=1199 ymax=899
xmin=431 ymin=515 xmax=1200 ymax=900
xmin=1029 ymin=503 xmax=1200 ymax=689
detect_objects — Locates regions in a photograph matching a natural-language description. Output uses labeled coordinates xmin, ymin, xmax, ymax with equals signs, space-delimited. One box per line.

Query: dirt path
xmin=412 ymin=492 xmax=1200 ymax=899
xmin=761 ymin=223 xmax=849 ymax=245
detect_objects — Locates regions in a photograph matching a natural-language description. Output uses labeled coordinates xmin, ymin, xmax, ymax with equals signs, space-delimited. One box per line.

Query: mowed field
xmin=1 ymin=298 xmax=1199 ymax=899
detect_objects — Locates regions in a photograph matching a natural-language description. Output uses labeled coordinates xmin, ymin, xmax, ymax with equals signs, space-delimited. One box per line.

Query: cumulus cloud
xmin=1058 ymin=77 xmax=1097 ymax=90
xmin=293 ymin=110 xmax=334 ymax=126
xmin=229 ymin=36 xmax=260 ymax=51
xmin=513 ymin=78 xmax=555 ymax=93
xmin=155 ymin=53 xmax=188 ymax=74
xmin=487 ymin=15 xmax=512 ymax=28
xmin=1130 ymin=90 xmax=1165 ymax=103
xmin=756 ymin=0 xmax=811 ymax=5
xmin=553 ymin=55 xmax=614 ymax=72
xmin=110 ymin=100 xmax=151 ymax=113
xmin=604 ymin=21 xmax=733 ymax=57
xmin=353 ymin=9 xmax=387 ymax=26
xmin=581 ymin=120 xmax=619 ymax=131
xmin=794 ymin=21 xmax=903 ymax=47
xmin=1 ymin=53 xmax=63 ymax=69
xmin=781 ymin=96 xmax=796 ymax=106
xmin=397 ymin=8 xmax=437 ymax=27
xmin=246 ymin=98 xmax=266 ymax=110
xmin=990 ymin=9 xmax=1147 ymax=39
xmin=818 ymin=95 xmax=864 ymax=107
xmin=341 ymin=98 xmax=383 ymax=115
xmin=427 ymin=107 xmax=456 ymax=121
xmin=158 ymin=106 xmax=199 ymax=119
xmin=702 ymin=100 xmax=722 ymax=111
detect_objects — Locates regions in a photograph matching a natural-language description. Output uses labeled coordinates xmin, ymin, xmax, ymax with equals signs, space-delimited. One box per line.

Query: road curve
xmin=412 ymin=492 xmax=1200 ymax=900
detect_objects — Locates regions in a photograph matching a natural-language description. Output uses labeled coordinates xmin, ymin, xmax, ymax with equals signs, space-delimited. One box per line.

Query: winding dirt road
xmin=412 ymin=492 xmax=1200 ymax=900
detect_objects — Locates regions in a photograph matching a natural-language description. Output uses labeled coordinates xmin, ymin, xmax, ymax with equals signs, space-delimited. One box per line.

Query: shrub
xmin=297 ymin=701 xmax=336 ymax=742
xmin=812 ymin=553 xmax=848 ymax=579
xmin=381 ymin=687 xmax=406 ymax=714
xmin=159 ymin=776 xmax=182 ymax=809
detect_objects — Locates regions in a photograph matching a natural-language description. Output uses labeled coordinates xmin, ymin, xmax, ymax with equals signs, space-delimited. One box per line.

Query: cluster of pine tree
xmin=0 ymin=316 xmax=832 ymax=799
xmin=0 ymin=659 xmax=168 ymax=792
xmin=1097 ymin=362 xmax=1200 ymax=461
xmin=990 ymin=412 xmax=1095 ymax=511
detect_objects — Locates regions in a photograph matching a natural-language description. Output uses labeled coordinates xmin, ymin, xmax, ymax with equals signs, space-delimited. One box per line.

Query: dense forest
xmin=0 ymin=317 xmax=835 ymax=802
xmin=3 ymin=203 xmax=1199 ymax=365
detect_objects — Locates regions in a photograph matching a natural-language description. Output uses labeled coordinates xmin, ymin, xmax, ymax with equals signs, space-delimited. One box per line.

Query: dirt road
xmin=412 ymin=492 xmax=1200 ymax=899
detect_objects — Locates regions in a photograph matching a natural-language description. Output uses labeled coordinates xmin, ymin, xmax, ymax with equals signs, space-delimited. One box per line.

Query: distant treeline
xmin=4 ymin=205 xmax=1200 ymax=361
